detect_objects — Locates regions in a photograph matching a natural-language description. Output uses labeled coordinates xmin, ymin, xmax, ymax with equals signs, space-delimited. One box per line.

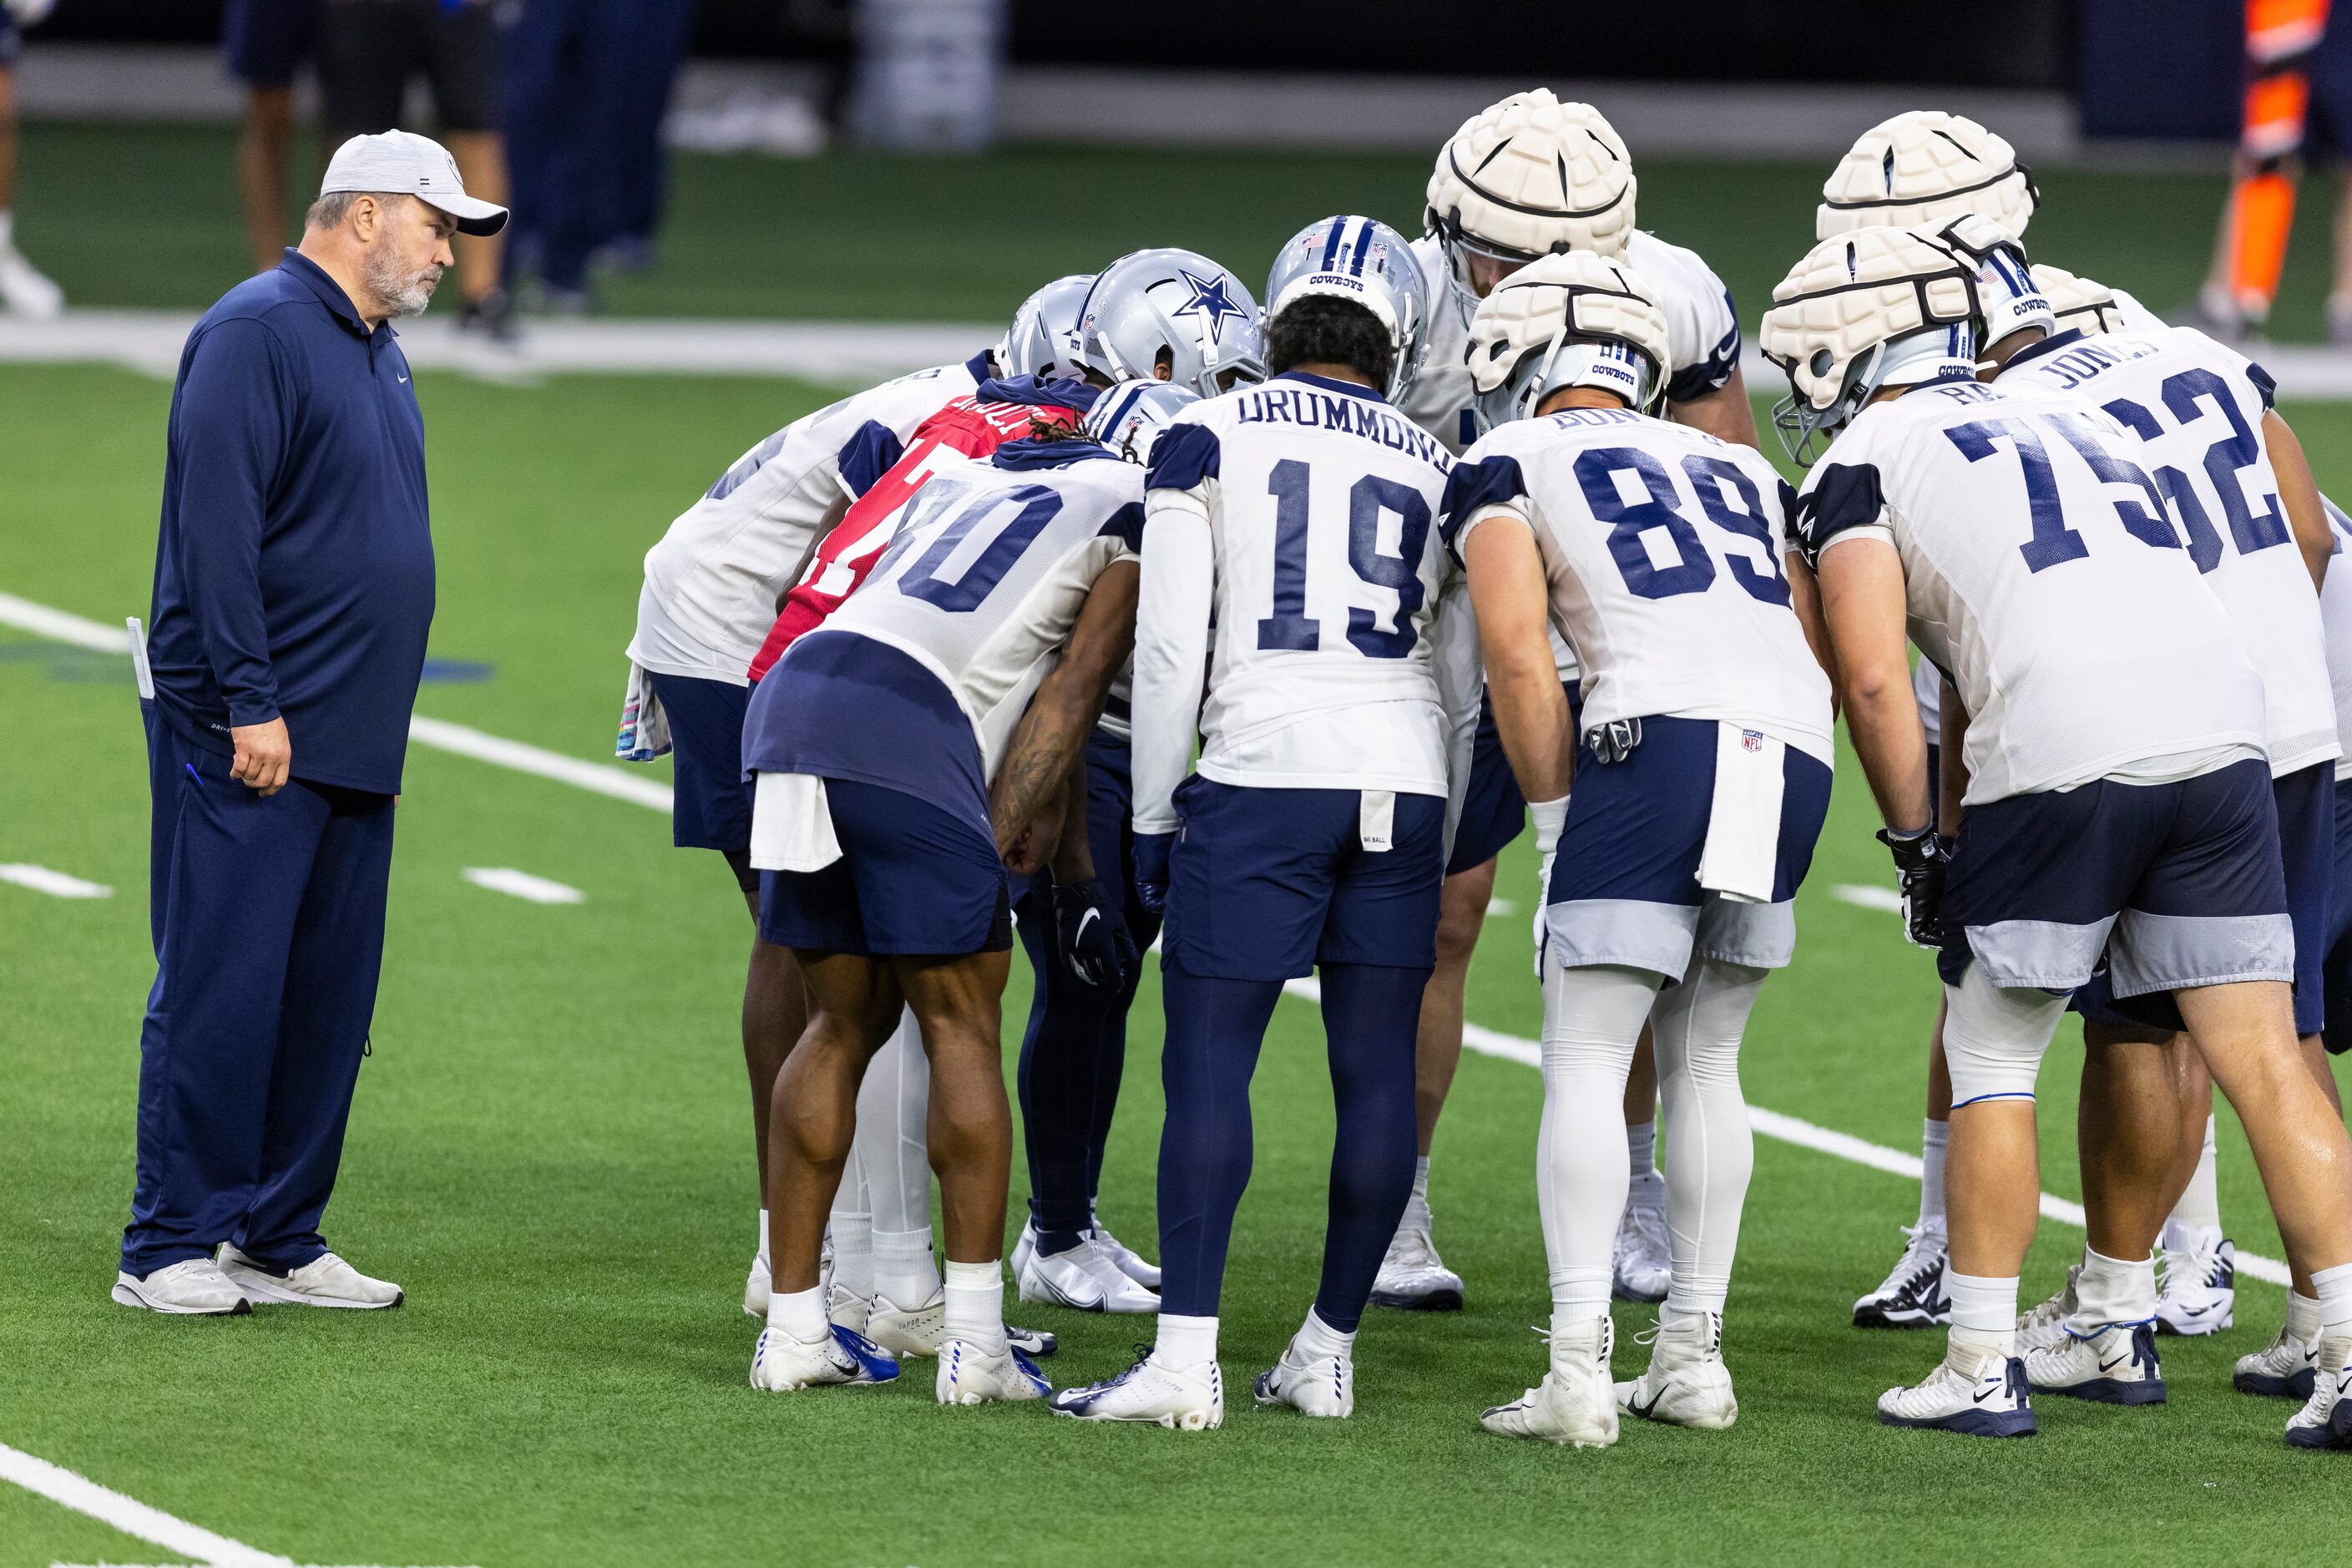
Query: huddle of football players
xmin=618 ymin=90 xmax=2352 ymax=1452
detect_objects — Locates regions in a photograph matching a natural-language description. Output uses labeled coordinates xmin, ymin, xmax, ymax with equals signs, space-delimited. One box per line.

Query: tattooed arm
xmin=990 ymin=559 xmax=1140 ymax=861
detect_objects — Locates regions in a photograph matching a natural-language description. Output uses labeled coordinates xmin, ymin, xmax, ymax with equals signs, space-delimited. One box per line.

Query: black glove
xmin=1876 ymin=824 xmax=1951 ymax=950
xmin=1583 ymin=716 xmax=1643 ymax=766
xmin=1054 ymin=878 xmax=1139 ymax=989
xmin=1134 ymin=832 xmax=1175 ymax=916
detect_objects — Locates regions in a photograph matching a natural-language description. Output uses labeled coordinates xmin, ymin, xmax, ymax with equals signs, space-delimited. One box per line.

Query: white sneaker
xmin=1091 ymin=1222 xmax=1161 ymax=1290
xmin=937 ymin=1338 xmax=1052 ymax=1404
xmin=2285 ymin=1336 xmax=2352 ymax=1450
xmin=1011 ymin=1219 xmax=1038 ymax=1282
xmin=0 ymin=245 xmax=63 ymax=320
xmin=2236 ymin=1319 xmax=2320 ymax=1400
xmin=2154 ymin=1227 xmax=2235 ymax=1336
xmin=1480 ymin=1318 xmax=1618 ymax=1448
xmin=2015 ymin=1264 xmax=2083 ymax=1355
xmin=1616 ymin=1313 xmax=1737 ymax=1429
xmin=749 ymin=1323 xmax=898 ymax=1391
xmin=112 ymin=1258 xmax=251 ymax=1316
xmin=828 ymin=1279 xmax=873 ymax=1336
xmin=2022 ymin=1321 xmax=2165 ymax=1405
xmin=1611 ymin=1198 xmax=1669 ymax=1305
xmin=743 ymin=1252 xmax=770 ymax=1318
xmin=1050 ymin=1346 xmax=1223 ymax=1429
xmin=1018 ymin=1237 xmax=1159 ymax=1313
xmin=1852 ymin=1222 xmax=1950 ymax=1328
xmin=1877 ymin=1344 xmax=2036 ymax=1438
xmin=865 ymin=1287 xmax=1057 ymax=1359
xmin=217 ymin=1246 xmax=402 ymax=1309
xmin=1254 ymin=1334 xmax=1353 ymax=1418
xmin=1369 ymin=1222 xmax=1464 ymax=1313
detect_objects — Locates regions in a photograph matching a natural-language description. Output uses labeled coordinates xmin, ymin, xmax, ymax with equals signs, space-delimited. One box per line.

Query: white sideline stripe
xmin=462 ymin=867 xmax=585 ymax=905
xmin=1280 ymin=976 xmax=2293 ymax=1287
xmin=0 ymin=1438 xmax=295 ymax=1566
xmin=1832 ymin=883 xmax=1906 ymax=913
xmin=0 ymin=863 xmax=112 ymax=899
xmin=0 ymin=591 xmax=124 ymax=652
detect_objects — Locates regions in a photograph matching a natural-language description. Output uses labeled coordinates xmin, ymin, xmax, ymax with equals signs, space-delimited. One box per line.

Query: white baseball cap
xmin=320 ymin=129 xmax=508 ymax=236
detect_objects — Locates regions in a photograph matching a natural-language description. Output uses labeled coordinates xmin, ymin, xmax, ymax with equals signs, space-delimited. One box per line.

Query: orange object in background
xmin=2228 ymin=0 xmax=2334 ymax=319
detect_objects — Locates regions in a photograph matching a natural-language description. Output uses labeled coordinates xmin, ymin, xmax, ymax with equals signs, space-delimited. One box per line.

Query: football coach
xmin=114 ymin=132 xmax=505 ymax=1315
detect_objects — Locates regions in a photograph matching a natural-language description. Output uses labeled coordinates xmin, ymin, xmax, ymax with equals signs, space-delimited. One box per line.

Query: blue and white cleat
xmin=1878 ymin=1346 xmax=2037 ymax=1438
xmin=936 ymin=1338 xmax=1051 ymax=1405
xmin=2014 ymin=1265 xmax=2082 ymax=1355
xmin=2023 ymin=1321 xmax=2166 ymax=1405
xmin=867 ymin=1287 xmax=1058 ymax=1359
xmin=2154 ymin=1227 xmax=2235 ymax=1337
xmin=1051 ymin=1345 xmax=1224 ymax=1429
xmin=2286 ymin=1337 xmax=2352 ymax=1451
xmin=749 ymin=1323 xmax=898 ymax=1391
xmin=1254 ymin=1337 xmax=1353 ymax=1419
xmin=1854 ymin=1222 xmax=1950 ymax=1329
xmin=2237 ymin=1321 xmax=2320 ymax=1400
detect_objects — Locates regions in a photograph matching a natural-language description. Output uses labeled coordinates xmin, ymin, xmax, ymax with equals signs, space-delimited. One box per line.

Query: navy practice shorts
xmin=2318 ymin=776 xmax=2352 ymax=1054
xmin=646 ymin=670 xmax=751 ymax=858
xmin=1543 ymin=713 xmax=1832 ymax=980
xmin=1161 ymin=777 xmax=1446 ymax=981
xmin=757 ymin=777 xmax=1012 ymax=958
xmin=222 ymin=0 xmax=323 ymax=87
xmin=1944 ymin=759 xmax=2292 ymax=1019
xmin=1445 ymin=680 xmax=1584 ymax=878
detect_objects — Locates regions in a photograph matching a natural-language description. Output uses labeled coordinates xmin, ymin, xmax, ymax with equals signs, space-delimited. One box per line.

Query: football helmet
xmin=2028 ymin=264 xmax=2135 ymax=337
xmin=1464 ymin=250 xmax=1672 ymax=427
xmin=1921 ymin=214 xmax=2052 ymax=352
xmin=1264 ymin=214 xmax=1431 ymax=403
xmin=1425 ymin=91 xmax=1636 ymax=309
xmin=1816 ymin=110 xmax=2039 ymax=241
xmin=1073 ymin=248 xmax=1267 ymax=399
xmin=997 ymin=273 xmax=1095 ymax=380
xmin=1082 ymin=379 xmax=1199 ymax=463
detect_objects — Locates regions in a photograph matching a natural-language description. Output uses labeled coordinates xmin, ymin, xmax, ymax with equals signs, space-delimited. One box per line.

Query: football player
xmin=1449 ymin=253 xmax=1834 ymax=1447
xmin=741 ymin=377 xmax=1158 ymax=1403
xmin=1382 ymin=89 xmax=1757 ymax=1314
xmin=1767 ymin=224 xmax=2352 ymax=1448
xmin=1050 ymin=217 xmax=1480 ymax=1429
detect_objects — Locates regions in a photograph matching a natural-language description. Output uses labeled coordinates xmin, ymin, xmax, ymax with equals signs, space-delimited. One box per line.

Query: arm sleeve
xmin=1438 ymin=453 xmax=1531 ymax=564
xmin=1130 ymin=483 xmax=1216 ymax=836
xmin=172 ymin=318 xmax=290 ymax=726
xmin=1791 ymin=461 xmax=1894 ymax=569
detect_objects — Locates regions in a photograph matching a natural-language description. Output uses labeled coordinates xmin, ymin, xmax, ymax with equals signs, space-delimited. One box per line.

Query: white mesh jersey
xmin=626 ymin=356 xmax=985 ymax=682
xmin=817 ymin=445 xmax=1143 ymax=776
xmin=1131 ymin=372 xmax=1482 ymax=833
xmin=1400 ymin=231 xmax=1742 ymax=458
xmin=1447 ymin=407 xmax=1834 ymax=764
xmin=2320 ymin=498 xmax=2352 ymax=781
xmin=1796 ymin=377 xmax=2266 ymax=806
xmin=2000 ymin=327 xmax=2338 ymax=777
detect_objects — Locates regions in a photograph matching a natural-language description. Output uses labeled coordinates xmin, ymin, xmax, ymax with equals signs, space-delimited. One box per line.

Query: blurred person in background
xmin=224 ymin=0 xmax=325 ymax=277
xmin=318 ymin=0 xmax=513 ymax=337
xmin=0 ymin=0 xmax=62 ymax=316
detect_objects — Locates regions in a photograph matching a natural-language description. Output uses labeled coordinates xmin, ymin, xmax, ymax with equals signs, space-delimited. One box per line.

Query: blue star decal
xmin=1173 ymin=270 xmax=1249 ymax=344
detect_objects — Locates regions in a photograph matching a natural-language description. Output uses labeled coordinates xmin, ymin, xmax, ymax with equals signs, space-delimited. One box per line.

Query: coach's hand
xmin=1875 ymin=823 xmax=1950 ymax=950
xmin=1054 ymin=878 xmax=1138 ymax=989
xmin=230 ymin=717 xmax=292 ymax=797
xmin=1135 ymin=832 xmax=1175 ymax=916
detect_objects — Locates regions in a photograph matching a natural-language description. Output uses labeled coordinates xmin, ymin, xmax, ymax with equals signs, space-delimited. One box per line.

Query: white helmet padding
xmin=1815 ymin=110 xmax=2039 ymax=242
xmin=1425 ymin=91 xmax=1636 ymax=309
xmin=1465 ymin=250 xmax=1672 ymax=428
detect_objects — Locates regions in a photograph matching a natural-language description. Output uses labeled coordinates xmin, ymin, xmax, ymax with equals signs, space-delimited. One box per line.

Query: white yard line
xmin=462 ymin=867 xmax=585 ymax=905
xmin=0 ymin=863 xmax=113 ymax=898
xmin=0 ymin=1437 xmax=294 ymax=1566
xmin=1832 ymin=883 xmax=1906 ymax=914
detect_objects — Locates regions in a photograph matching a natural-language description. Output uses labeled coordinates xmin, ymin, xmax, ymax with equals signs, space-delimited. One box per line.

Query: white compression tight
xmin=1648 ymin=957 xmax=1769 ymax=1317
xmin=832 ymin=1009 xmax=938 ymax=1304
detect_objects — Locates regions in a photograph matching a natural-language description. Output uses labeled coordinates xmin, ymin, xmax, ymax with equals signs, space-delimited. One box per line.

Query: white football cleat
xmin=937 ymin=1338 xmax=1052 ymax=1405
xmin=112 ymin=1258 xmax=251 ymax=1316
xmin=2015 ymin=1264 xmax=2083 ymax=1355
xmin=865 ymin=1287 xmax=1056 ymax=1359
xmin=1853 ymin=1222 xmax=1950 ymax=1328
xmin=217 ymin=1246 xmax=402 ymax=1309
xmin=743 ymin=1252 xmax=770 ymax=1318
xmin=2023 ymin=1321 xmax=2165 ymax=1405
xmin=1050 ymin=1346 xmax=1224 ymax=1429
xmin=1878 ymin=1344 xmax=2036 ymax=1438
xmin=1091 ymin=1222 xmax=1161 ymax=1290
xmin=1018 ymin=1237 xmax=1158 ymax=1313
xmin=0 ymin=245 xmax=64 ymax=320
xmin=1370 ymin=1221 xmax=1464 ymax=1312
xmin=1480 ymin=1318 xmax=1618 ymax=1448
xmin=1616 ymin=1313 xmax=1737 ymax=1429
xmin=2285 ymin=1336 xmax=2352 ymax=1450
xmin=828 ymin=1279 xmax=873 ymax=1336
xmin=1611 ymin=1199 xmax=1669 ymax=1305
xmin=749 ymin=1323 xmax=898 ymax=1390
xmin=1254 ymin=1335 xmax=1353 ymax=1418
xmin=2153 ymin=1227 xmax=2235 ymax=1337
xmin=2236 ymin=1319 xmax=2319 ymax=1400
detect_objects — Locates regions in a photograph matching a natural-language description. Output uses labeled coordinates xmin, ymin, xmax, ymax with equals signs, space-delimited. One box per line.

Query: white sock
xmin=2288 ymin=1290 xmax=2323 ymax=1342
xmin=2067 ymin=1246 xmax=2157 ymax=1332
xmin=2164 ymin=1114 xmax=2223 ymax=1237
xmin=830 ymin=1210 xmax=874 ymax=1300
xmin=1946 ymin=1271 xmax=2018 ymax=1358
xmin=1539 ymin=962 xmax=1660 ymax=1329
xmin=1917 ymin=1119 xmax=1949 ymax=1230
xmin=941 ymin=1258 xmax=1007 ymax=1354
xmin=873 ymin=1226 xmax=941 ymax=1308
xmin=1294 ymin=1306 xmax=1356 ymax=1363
xmin=1400 ymin=1155 xmax=1433 ymax=1230
xmin=766 ymin=1285 xmax=828 ymax=1343
xmin=756 ymin=1208 xmax=770 ymax=1267
xmin=1156 ymin=1312 xmax=1218 ymax=1368
xmin=1626 ymin=1118 xmax=1662 ymax=1203
xmin=2313 ymin=1261 xmax=2352 ymax=1335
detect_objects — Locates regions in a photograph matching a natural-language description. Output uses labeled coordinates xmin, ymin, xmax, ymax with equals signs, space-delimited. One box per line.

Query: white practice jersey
xmin=809 ymin=443 xmax=1143 ymax=777
xmin=1401 ymin=231 xmax=1742 ymax=458
xmin=1132 ymin=372 xmax=1481 ymax=834
xmin=1447 ymin=407 xmax=1834 ymax=763
xmin=2000 ymin=327 xmax=2337 ymax=777
xmin=1914 ymin=655 xmax=1943 ymax=735
xmin=1796 ymin=377 xmax=2266 ymax=806
xmin=2321 ymin=498 xmax=2352 ymax=781
xmin=627 ymin=355 xmax=987 ymax=682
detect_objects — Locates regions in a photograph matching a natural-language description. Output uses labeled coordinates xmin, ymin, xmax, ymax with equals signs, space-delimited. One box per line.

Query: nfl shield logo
xmin=1741 ymin=730 xmax=1764 ymax=752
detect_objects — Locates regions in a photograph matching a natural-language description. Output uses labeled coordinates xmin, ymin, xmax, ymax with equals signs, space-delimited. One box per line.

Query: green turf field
xmin=13 ymin=119 xmax=2352 ymax=341
xmin=3 ymin=360 xmax=2349 ymax=1566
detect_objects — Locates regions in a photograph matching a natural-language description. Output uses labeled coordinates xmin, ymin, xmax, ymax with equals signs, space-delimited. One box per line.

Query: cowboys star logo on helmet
xmin=1074 ymin=247 xmax=1268 ymax=399
xmin=1174 ymin=270 xmax=1250 ymax=345
xmin=1815 ymin=111 xmax=2039 ymax=242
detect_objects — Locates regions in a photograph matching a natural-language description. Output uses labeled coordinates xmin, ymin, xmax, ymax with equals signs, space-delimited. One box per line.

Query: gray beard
xmin=363 ymin=248 xmax=441 ymax=318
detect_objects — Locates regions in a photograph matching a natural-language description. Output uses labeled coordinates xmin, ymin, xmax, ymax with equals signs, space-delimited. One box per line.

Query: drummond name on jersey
xmin=1232 ymin=382 xmax=1455 ymax=470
